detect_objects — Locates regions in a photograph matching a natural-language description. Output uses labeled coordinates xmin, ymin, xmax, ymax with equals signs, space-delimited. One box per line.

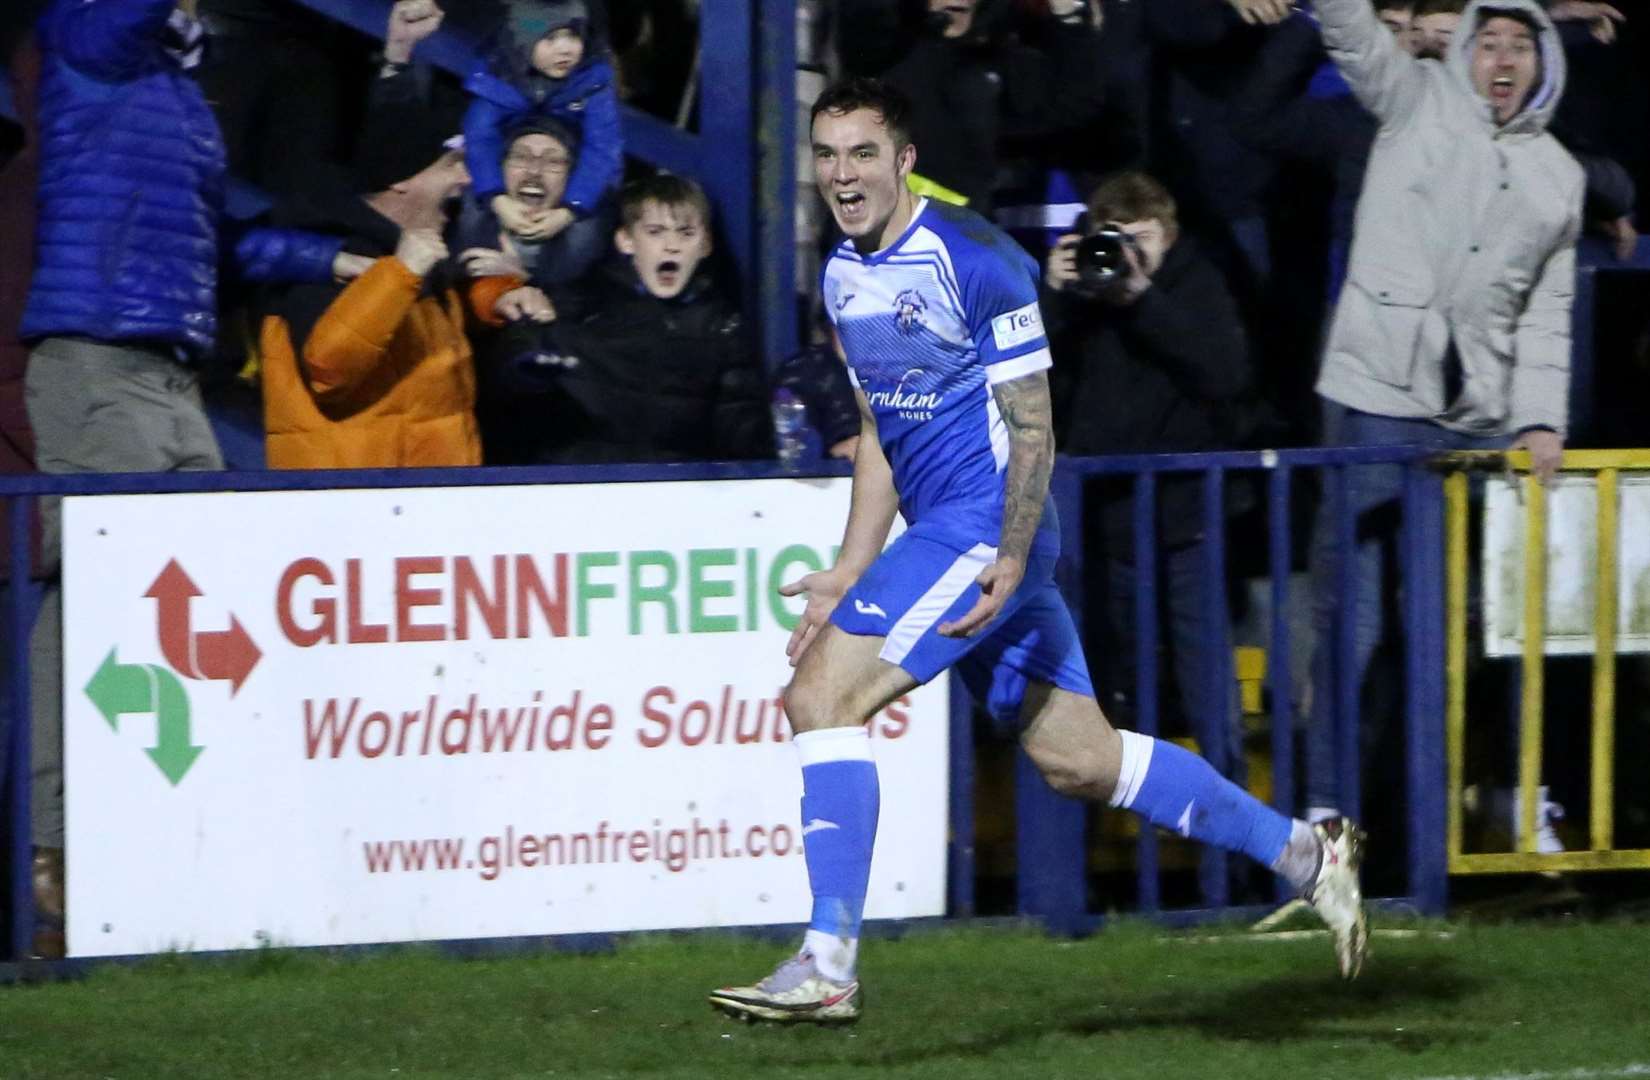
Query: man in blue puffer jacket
xmin=21 ymin=0 xmax=340 ymax=359
xmin=18 ymin=0 xmax=340 ymax=960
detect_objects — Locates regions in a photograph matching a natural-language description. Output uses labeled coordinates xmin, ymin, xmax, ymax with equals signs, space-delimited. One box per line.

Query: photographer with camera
xmin=1044 ymin=170 xmax=1256 ymax=780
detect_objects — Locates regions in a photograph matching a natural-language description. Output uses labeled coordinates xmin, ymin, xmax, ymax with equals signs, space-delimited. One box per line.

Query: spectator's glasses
xmin=505 ymin=151 xmax=572 ymax=173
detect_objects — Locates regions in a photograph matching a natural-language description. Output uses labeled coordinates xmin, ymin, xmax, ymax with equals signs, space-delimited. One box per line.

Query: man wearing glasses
xmin=457 ymin=116 xmax=604 ymax=292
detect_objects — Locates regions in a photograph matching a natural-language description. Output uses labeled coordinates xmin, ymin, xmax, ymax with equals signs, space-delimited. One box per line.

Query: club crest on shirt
xmin=894 ymin=288 xmax=928 ymax=332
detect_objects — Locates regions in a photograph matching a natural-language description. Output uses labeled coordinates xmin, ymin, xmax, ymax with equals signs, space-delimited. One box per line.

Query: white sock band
xmin=1108 ymin=729 xmax=1154 ymax=809
xmin=803 ymin=927 xmax=859 ymax=982
xmin=794 ymin=726 xmax=873 ymax=767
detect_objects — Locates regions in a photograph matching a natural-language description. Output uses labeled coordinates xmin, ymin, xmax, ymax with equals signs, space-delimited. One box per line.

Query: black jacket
xmin=1047 ymin=238 xmax=1256 ymax=549
xmin=883 ymin=2 xmax=1105 ymax=211
xmin=1144 ymin=0 xmax=1273 ymax=226
xmin=1230 ymin=14 xmax=1375 ymax=305
xmin=480 ymin=259 xmax=774 ymax=465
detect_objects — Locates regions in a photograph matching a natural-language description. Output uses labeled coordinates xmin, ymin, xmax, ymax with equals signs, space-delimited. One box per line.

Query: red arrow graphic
xmin=144 ymin=559 xmax=261 ymax=696
xmin=195 ymin=616 xmax=261 ymax=695
xmin=145 ymin=560 xmax=203 ymax=679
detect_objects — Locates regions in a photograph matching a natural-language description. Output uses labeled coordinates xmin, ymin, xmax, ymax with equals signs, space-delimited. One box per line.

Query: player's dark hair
xmin=809 ymin=78 xmax=914 ymax=151
xmin=619 ymin=173 xmax=712 ymax=230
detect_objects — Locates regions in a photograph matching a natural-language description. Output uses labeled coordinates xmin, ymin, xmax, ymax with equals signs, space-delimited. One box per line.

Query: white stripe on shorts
xmin=878 ymin=543 xmax=997 ymax=667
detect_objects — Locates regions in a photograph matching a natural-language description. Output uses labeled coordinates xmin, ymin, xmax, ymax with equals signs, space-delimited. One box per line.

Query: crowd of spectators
xmin=1 ymin=0 xmax=1646 ymax=952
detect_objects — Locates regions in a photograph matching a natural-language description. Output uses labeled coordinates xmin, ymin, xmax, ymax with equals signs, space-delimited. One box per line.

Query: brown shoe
xmin=30 ymin=926 xmax=65 ymax=960
xmin=30 ymin=847 xmax=66 ymax=960
xmin=32 ymin=846 xmax=65 ymax=921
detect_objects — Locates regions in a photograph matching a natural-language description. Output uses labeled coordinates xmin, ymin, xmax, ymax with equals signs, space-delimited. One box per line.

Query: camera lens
xmin=1075 ymin=227 xmax=1127 ymax=287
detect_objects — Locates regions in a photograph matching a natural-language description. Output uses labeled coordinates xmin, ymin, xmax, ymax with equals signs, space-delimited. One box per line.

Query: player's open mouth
xmin=836 ymin=192 xmax=867 ymax=220
xmin=654 ymin=259 xmax=682 ymax=286
xmin=516 ymin=181 xmax=549 ymax=210
xmin=1490 ymin=76 xmax=1515 ymax=100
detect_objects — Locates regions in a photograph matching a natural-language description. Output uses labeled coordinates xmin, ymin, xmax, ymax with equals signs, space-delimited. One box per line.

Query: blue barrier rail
xmin=997 ymin=447 xmax=1446 ymax=934
xmin=1 ymin=445 xmax=1445 ymax=963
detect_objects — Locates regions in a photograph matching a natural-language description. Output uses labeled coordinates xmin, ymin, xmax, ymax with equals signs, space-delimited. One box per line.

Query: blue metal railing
xmin=4 ymin=492 xmax=32 ymax=967
xmin=995 ymin=446 xmax=1448 ymax=934
xmin=1 ymin=446 xmax=1448 ymax=963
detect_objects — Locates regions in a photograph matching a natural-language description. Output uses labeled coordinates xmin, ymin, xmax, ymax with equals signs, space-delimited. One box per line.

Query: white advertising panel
xmin=1484 ymin=474 xmax=1650 ymax=656
xmin=61 ymin=479 xmax=948 ymax=957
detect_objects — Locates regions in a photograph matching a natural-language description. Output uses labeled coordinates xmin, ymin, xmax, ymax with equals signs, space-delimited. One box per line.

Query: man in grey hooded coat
xmin=1273 ymin=0 xmax=1584 ymax=821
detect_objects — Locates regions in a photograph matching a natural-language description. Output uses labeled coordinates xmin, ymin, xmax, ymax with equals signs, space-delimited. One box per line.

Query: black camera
xmin=1072 ymin=213 xmax=1137 ymax=291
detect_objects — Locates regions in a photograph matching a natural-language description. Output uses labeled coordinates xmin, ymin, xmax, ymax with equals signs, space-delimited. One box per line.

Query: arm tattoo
xmin=991 ymin=371 xmax=1055 ymax=564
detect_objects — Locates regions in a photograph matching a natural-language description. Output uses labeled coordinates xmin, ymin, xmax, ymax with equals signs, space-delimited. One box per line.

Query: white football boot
xmin=1304 ymin=816 xmax=1370 ymax=980
xmin=709 ymin=951 xmax=863 ymax=1024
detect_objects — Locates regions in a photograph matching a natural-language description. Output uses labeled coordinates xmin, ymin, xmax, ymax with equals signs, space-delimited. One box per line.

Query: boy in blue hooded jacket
xmin=463 ymin=0 xmax=621 ymax=253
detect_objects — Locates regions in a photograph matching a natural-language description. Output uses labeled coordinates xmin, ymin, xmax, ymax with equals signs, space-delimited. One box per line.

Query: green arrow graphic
xmin=84 ymin=648 xmax=204 ymax=787
xmin=85 ymin=649 xmax=152 ymax=731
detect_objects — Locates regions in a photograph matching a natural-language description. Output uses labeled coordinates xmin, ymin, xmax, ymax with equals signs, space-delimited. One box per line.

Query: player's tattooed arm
xmin=938 ymin=371 xmax=1053 ymax=638
xmin=992 ymin=370 xmax=1055 ymax=566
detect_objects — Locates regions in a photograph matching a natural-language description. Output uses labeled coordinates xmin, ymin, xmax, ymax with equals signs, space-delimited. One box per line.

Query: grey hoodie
xmin=1314 ymin=0 xmax=1584 ymax=436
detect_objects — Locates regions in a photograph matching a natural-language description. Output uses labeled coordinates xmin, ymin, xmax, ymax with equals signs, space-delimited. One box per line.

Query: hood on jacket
xmin=1446 ymin=0 xmax=1565 ymax=136
xmin=486 ymin=0 xmax=609 ymax=86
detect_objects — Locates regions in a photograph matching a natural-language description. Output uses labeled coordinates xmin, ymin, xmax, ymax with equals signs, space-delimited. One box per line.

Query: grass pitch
xmin=2 ymin=920 xmax=1647 ymax=1079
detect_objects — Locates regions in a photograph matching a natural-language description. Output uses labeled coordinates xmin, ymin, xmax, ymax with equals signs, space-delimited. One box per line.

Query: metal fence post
xmin=1014 ymin=465 xmax=1087 ymax=934
xmin=754 ymin=0 xmax=799 ymax=368
xmin=1014 ymin=748 xmax=1086 ymax=933
xmin=1198 ymin=466 xmax=1230 ymax=908
xmin=1331 ymin=465 xmax=1363 ymax=822
xmin=1132 ymin=472 xmax=1161 ymax=913
xmin=1266 ymin=465 xmax=1296 ymax=903
xmin=6 ymin=495 xmax=35 ymax=962
xmin=1402 ymin=466 xmax=1449 ymax=914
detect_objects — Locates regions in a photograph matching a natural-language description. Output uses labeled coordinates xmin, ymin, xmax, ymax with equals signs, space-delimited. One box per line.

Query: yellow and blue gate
xmin=1443 ymin=450 xmax=1650 ymax=874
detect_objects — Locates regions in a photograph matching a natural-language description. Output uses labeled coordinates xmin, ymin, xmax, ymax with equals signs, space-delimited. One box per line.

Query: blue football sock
xmin=1110 ymin=729 xmax=1293 ymax=869
xmin=795 ymin=727 xmax=880 ymax=980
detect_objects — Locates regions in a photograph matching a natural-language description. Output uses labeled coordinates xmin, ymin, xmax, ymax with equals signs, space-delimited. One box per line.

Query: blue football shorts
xmin=828 ymin=526 xmax=1096 ymax=725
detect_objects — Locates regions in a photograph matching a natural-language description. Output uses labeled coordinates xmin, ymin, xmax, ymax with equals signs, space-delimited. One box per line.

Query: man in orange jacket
xmin=260 ymin=101 xmax=550 ymax=469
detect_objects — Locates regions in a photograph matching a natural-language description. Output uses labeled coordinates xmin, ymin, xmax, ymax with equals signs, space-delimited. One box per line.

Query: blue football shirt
xmin=823 ymin=198 xmax=1060 ymax=559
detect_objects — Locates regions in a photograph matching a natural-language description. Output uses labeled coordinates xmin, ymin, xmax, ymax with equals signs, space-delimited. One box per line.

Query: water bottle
xmin=772 ymin=388 xmax=808 ymax=467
